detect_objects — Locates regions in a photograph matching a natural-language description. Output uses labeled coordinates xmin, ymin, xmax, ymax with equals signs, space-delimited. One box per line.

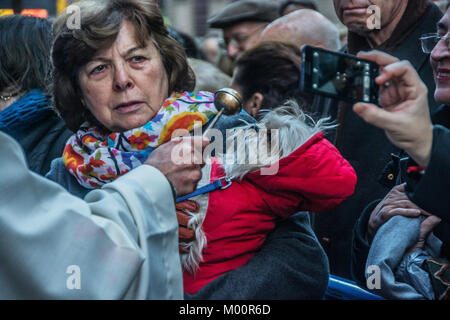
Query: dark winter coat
xmin=351 ymin=105 xmax=450 ymax=285
xmin=0 ymin=90 xmax=72 ymax=176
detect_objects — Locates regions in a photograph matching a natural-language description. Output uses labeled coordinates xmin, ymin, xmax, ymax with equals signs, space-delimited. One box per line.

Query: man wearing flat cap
xmin=208 ymin=0 xmax=279 ymax=63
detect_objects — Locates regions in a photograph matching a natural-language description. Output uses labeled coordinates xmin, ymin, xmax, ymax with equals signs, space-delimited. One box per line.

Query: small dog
xmin=178 ymin=100 xmax=355 ymax=295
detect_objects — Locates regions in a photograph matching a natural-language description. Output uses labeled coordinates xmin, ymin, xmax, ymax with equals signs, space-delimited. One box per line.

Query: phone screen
xmin=301 ymin=46 xmax=379 ymax=104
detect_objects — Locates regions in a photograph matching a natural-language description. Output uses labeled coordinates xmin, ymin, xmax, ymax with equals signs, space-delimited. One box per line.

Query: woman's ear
xmin=245 ymin=92 xmax=264 ymax=118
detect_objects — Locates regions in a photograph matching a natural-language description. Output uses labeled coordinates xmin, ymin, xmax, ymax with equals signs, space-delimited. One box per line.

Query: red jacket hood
xmin=243 ymin=132 xmax=357 ymax=214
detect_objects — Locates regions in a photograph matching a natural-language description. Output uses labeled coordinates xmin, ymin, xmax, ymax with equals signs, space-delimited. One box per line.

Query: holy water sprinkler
xmin=203 ymin=88 xmax=243 ymax=136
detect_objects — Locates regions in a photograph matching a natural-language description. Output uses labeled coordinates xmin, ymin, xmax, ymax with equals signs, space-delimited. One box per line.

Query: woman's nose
xmin=113 ymin=65 xmax=134 ymax=91
xmin=431 ymin=37 xmax=450 ymax=62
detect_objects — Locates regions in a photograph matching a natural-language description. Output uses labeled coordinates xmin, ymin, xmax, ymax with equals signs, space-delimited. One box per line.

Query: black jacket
xmin=351 ymin=105 xmax=450 ymax=285
xmin=406 ymin=105 xmax=450 ymax=218
xmin=313 ymin=2 xmax=443 ymax=278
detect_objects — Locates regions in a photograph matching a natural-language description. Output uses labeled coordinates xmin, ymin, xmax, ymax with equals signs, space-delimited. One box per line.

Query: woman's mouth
xmin=115 ymin=101 xmax=143 ymax=113
xmin=436 ymin=69 xmax=450 ymax=82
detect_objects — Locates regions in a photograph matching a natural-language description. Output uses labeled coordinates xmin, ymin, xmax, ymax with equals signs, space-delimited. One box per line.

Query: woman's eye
xmin=91 ymin=65 xmax=106 ymax=74
xmin=131 ymin=56 xmax=146 ymax=63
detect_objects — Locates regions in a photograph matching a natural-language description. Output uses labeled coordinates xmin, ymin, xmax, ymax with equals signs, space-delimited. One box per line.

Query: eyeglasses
xmin=420 ymin=33 xmax=450 ymax=54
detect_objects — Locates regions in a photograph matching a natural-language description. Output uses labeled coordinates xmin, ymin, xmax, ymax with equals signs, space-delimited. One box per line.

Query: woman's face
xmin=78 ymin=20 xmax=169 ymax=132
xmin=431 ymin=8 xmax=450 ymax=105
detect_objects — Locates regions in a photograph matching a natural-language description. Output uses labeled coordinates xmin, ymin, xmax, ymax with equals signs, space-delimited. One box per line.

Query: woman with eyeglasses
xmin=350 ymin=8 xmax=450 ymax=300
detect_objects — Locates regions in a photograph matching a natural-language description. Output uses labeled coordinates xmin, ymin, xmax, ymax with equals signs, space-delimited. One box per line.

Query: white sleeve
xmin=0 ymin=132 xmax=182 ymax=299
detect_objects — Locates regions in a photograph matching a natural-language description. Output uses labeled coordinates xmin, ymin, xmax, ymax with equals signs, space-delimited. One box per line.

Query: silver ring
xmin=383 ymin=81 xmax=391 ymax=88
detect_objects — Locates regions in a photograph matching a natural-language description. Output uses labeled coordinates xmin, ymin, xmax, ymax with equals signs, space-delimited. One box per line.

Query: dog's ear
xmin=245 ymin=92 xmax=264 ymax=118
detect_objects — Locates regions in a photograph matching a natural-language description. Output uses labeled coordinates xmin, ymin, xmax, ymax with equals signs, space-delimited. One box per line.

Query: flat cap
xmin=208 ymin=0 xmax=279 ymax=29
xmin=279 ymin=0 xmax=318 ymax=15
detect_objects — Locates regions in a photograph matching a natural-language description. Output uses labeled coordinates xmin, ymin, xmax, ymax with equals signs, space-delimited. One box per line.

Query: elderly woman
xmin=0 ymin=15 xmax=72 ymax=175
xmin=47 ymin=0 xmax=330 ymax=299
xmin=47 ymin=0 xmax=216 ymax=195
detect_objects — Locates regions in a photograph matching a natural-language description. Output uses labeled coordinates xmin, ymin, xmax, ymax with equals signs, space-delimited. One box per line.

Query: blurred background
xmin=0 ymin=0 xmax=342 ymax=36
xmin=1 ymin=0 xmax=447 ymax=36
xmin=159 ymin=0 xmax=342 ymax=37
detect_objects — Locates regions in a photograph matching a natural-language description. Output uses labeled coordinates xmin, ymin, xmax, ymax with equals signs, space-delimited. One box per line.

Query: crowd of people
xmin=0 ymin=0 xmax=449 ymax=300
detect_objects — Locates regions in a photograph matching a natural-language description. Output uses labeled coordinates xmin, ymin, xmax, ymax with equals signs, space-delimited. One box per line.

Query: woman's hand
xmin=368 ymin=184 xmax=422 ymax=239
xmin=145 ymin=136 xmax=209 ymax=197
xmin=353 ymin=50 xmax=434 ymax=167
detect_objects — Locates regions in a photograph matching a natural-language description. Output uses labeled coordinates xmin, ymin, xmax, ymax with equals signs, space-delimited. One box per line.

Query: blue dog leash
xmin=176 ymin=176 xmax=233 ymax=203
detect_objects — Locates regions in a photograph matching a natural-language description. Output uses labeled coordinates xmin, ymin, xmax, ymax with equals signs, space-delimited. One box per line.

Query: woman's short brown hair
xmin=52 ymin=0 xmax=195 ymax=132
xmin=0 ymin=15 xmax=53 ymax=94
xmin=233 ymin=41 xmax=310 ymax=113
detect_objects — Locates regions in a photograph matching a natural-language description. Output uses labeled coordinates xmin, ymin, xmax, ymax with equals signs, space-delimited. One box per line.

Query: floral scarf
xmin=64 ymin=91 xmax=217 ymax=189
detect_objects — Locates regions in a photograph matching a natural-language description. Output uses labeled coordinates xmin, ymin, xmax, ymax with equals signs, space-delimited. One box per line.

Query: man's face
xmin=333 ymin=0 xmax=405 ymax=35
xmin=223 ymin=21 xmax=267 ymax=61
xmin=431 ymin=9 xmax=450 ymax=105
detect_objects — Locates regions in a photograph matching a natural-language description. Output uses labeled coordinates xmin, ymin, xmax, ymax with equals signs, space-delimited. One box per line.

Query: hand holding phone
xmin=353 ymin=50 xmax=432 ymax=167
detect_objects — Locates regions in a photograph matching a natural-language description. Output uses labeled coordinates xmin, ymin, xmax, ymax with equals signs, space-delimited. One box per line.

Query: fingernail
xmin=353 ymin=103 xmax=366 ymax=113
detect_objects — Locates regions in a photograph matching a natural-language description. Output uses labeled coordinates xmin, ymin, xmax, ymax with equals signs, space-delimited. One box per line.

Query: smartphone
xmin=300 ymin=45 xmax=379 ymax=104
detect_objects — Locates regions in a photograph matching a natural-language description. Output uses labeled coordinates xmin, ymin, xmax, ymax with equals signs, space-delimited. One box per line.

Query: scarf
xmin=64 ymin=91 xmax=217 ymax=189
xmin=0 ymin=89 xmax=54 ymax=138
